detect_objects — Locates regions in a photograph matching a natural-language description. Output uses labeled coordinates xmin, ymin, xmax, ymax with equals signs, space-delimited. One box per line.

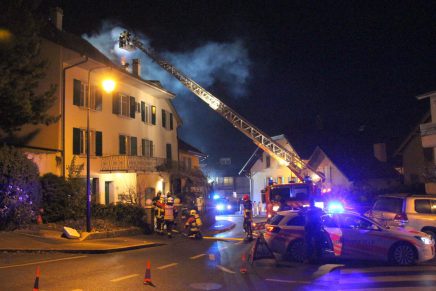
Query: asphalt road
xmin=1 ymin=214 xmax=435 ymax=290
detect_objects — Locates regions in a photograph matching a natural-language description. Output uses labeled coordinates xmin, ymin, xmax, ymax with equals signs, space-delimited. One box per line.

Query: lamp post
xmin=86 ymin=67 xmax=115 ymax=232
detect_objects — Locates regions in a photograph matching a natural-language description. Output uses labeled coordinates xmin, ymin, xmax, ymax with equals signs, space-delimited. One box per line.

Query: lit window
xmin=119 ymin=135 xmax=137 ymax=156
xmin=142 ymin=139 xmax=153 ymax=157
xmin=223 ymin=177 xmax=233 ymax=185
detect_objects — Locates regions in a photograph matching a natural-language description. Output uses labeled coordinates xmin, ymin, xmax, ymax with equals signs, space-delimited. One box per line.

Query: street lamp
xmin=86 ymin=67 xmax=116 ymax=232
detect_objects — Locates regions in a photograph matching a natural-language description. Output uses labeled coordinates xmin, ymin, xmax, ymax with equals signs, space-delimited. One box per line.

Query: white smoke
xmin=83 ymin=22 xmax=251 ymax=158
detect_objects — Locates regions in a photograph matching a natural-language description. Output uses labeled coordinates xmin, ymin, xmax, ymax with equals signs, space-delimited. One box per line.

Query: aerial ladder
xmin=118 ymin=31 xmax=324 ymax=184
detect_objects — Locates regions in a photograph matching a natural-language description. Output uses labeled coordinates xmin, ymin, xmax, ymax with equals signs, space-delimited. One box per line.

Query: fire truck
xmin=118 ymin=32 xmax=327 ymax=217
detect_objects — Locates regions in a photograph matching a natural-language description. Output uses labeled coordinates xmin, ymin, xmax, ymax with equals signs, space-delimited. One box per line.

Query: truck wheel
xmin=389 ymin=242 xmax=416 ymax=266
xmin=287 ymin=239 xmax=305 ymax=262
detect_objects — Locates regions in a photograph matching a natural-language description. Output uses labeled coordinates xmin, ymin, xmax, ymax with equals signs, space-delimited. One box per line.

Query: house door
xmin=105 ymin=181 xmax=112 ymax=205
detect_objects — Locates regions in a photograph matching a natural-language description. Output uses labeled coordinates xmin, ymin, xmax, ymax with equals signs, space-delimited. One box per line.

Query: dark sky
xmin=41 ymin=1 xmax=436 ymax=168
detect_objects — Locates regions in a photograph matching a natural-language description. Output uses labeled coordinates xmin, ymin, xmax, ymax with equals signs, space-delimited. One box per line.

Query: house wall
xmin=402 ymin=134 xmax=427 ymax=185
xmin=314 ymin=156 xmax=352 ymax=195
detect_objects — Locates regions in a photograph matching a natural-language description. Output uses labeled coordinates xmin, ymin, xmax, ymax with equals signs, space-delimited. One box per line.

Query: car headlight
xmin=227 ymin=205 xmax=232 ymax=210
xmin=415 ymin=236 xmax=432 ymax=245
xmin=216 ymin=204 xmax=224 ymax=211
xmin=272 ymin=205 xmax=280 ymax=212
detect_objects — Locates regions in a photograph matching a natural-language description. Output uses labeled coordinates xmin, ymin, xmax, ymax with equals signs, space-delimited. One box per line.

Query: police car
xmin=264 ymin=209 xmax=435 ymax=265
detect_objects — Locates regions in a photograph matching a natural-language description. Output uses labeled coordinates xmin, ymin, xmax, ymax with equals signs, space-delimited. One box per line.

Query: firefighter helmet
xmin=243 ymin=194 xmax=250 ymax=201
xmin=190 ymin=209 xmax=197 ymax=216
xmin=167 ymin=196 xmax=174 ymax=204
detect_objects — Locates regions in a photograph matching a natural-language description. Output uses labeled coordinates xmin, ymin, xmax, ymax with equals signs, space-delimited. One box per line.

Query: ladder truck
xmin=119 ymin=31 xmax=327 ymax=217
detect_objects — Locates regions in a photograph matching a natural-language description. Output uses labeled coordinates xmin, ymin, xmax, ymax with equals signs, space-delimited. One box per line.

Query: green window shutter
xmin=73 ymin=79 xmax=81 ymax=106
xmin=119 ymin=135 xmax=126 ymax=155
xmin=141 ymin=101 xmax=145 ymax=122
xmin=96 ymin=131 xmax=102 ymax=156
xmin=170 ymin=113 xmax=173 ymax=130
xmin=130 ymin=96 xmax=136 ymax=118
xmin=141 ymin=139 xmax=145 ymax=156
xmin=151 ymin=106 xmax=156 ymax=125
xmin=162 ymin=109 xmax=166 ymax=128
xmin=112 ymin=93 xmax=120 ymax=114
xmin=131 ymin=137 xmax=137 ymax=156
xmin=73 ymin=128 xmax=81 ymax=154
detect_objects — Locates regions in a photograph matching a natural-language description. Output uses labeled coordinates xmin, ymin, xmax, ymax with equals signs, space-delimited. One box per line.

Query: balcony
xmin=420 ymin=122 xmax=436 ymax=148
xmin=101 ymin=156 xmax=166 ymax=172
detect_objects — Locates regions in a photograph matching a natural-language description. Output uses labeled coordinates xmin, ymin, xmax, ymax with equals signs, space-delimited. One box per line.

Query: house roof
xmin=393 ymin=111 xmax=430 ymax=157
xmin=41 ymin=22 xmax=183 ymax=125
xmin=308 ymin=142 xmax=400 ymax=181
xmin=178 ymin=138 xmax=207 ymax=158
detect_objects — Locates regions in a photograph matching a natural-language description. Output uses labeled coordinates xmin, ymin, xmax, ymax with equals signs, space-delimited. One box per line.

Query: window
xmin=151 ymin=106 xmax=156 ymax=125
xmin=170 ymin=113 xmax=173 ymax=130
xmin=142 ymin=139 xmax=153 ymax=157
xmin=373 ymin=197 xmax=403 ymax=213
xmin=166 ymin=143 xmax=172 ymax=161
xmin=162 ymin=109 xmax=167 ymax=128
xmin=223 ymin=177 xmax=233 ymax=186
xmin=72 ymin=128 xmax=102 ymax=156
xmin=266 ymin=156 xmax=271 ymax=168
xmin=269 ymin=214 xmax=284 ymax=226
xmin=338 ymin=214 xmax=374 ymax=230
xmin=141 ymin=101 xmax=149 ymax=123
xmin=112 ymin=93 xmax=136 ymax=118
xmin=415 ymin=199 xmax=436 ymax=214
xmin=73 ymin=79 xmax=102 ymax=110
xmin=277 ymin=177 xmax=283 ymax=184
xmin=286 ymin=215 xmax=305 ymax=226
xmin=322 ymin=215 xmax=339 ymax=228
xmin=119 ymin=135 xmax=137 ymax=155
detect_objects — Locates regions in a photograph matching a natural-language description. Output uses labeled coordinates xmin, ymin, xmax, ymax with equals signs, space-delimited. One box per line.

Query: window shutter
xmin=96 ymin=131 xmax=102 ymax=156
xmin=151 ymin=106 xmax=156 ymax=125
xmin=170 ymin=113 xmax=173 ymax=130
xmin=162 ymin=109 xmax=166 ymax=128
xmin=150 ymin=140 xmax=154 ymax=157
xmin=131 ymin=137 xmax=137 ymax=156
xmin=73 ymin=128 xmax=81 ymax=154
xmin=95 ymin=88 xmax=102 ymax=111
xmin=130 ymin=96 xmax=136 ymax=118
xmin=119 ymin=135 xmax=126 ymax=155
xmin=141 ymin=101 xmax=145 ymax=122
xmin=112 ymin=93 xmax=120 ymax=114
xmin=141 ymin=139 xmax=145 ymax=156
xmin=73 ymin=79 xmax=81 ymax=106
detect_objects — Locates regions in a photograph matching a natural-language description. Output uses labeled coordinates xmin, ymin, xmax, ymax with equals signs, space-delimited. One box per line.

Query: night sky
xmin=40 ymin=1 xmax=436 ymax=169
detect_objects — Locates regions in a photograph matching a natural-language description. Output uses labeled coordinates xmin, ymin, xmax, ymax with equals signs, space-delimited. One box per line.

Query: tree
xmin=0 ymin=0 xmax=57 ymax=136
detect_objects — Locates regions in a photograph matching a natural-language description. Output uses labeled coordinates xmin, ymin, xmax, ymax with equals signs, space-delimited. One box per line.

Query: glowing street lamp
xmin=86 ymin=67 xmax=116 ymax=232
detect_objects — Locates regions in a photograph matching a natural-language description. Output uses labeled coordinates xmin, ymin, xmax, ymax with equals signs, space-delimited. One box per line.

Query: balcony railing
xmin=101 ymin=156 xmax=166 ymax=172
xmin=420 ymin=122 xmax=436 ymax=137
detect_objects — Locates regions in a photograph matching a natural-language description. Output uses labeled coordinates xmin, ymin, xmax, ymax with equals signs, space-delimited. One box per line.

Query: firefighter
xmin=164 ymin=196 xmax=177 ymax=238
xmin=185 ymin=209 xmax=203 ymax=239
xmin=242 ymin=194 xmax=253 ymax=241
xmin=304 ymin=198 xmax=324 ymax=263
xmin=154 ymin=193 xmax=165 ymax=234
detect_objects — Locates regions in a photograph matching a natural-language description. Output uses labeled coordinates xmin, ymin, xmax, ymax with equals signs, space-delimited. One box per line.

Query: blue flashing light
xmin=328 ymin=201 xmax=344 ymax=213
xmin=216 ymin=204 xmax=224 ymax=211
xmin=213 ymin=194 xmax=220 ymax=200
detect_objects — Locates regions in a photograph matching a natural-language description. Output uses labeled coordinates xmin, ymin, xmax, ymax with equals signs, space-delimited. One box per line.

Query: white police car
xmin=264 ymin=209 xmax=435 ymax=265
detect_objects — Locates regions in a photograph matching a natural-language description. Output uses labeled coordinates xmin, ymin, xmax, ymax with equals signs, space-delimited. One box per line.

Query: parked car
xmin=214 ymin=198 xmax=235 ymax=214
xmin=264 ymin=210 xmax=435 ymax=265
xmin=365 ymin=194 xmax=436 ymax=241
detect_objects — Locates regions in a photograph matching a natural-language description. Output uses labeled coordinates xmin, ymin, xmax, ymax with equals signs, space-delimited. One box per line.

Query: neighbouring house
xmin=9 ymin=8 xmax=186 ymax=205
xmin=239 ymin=135 xmax=301 ymax=203
xmin=240 ymin=134 xmax=400 ymax=203
xmin=416 ymin=91 xmax=436 ymax=194
xmin=205 ymin=157 xmax=250 ymax=201
xmin=393 ymin=112 xmax=431 ymax=191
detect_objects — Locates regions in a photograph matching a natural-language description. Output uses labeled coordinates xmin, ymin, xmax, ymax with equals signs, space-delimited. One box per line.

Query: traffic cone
xmin=33 ymin=266 xmax=40 ymax=291
xmin=240 ymin=254 xmax=247 ymax=274
xmin=143 ymin=261 xmax=155 ymax=286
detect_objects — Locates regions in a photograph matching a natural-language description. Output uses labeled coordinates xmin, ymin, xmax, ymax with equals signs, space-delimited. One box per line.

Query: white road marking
xmin=110 ymin=274 xmax=139 ymax=282
xmin=265 ymin=278 xmax=311 ymax=284
xmin=216 ymin=264 xmax=235 ymax=274
xmin=0 ymin=255 xmax=87 ymax=269
xmin=190 ymin=254 xmax=206 ymax=260
xmin=157 ymin=262 xmax=178 ymax=270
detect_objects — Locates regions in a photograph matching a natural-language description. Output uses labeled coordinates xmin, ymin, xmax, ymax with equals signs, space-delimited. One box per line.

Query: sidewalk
xmin=0 ymin=219 xmax=235 ymax=254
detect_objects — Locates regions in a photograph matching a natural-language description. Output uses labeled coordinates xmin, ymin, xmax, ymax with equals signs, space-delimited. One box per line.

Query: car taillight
xmin=394 ymin=213 xmax=408 ymax=222
xmin=266 ymin=226 xmax=280 ymax=233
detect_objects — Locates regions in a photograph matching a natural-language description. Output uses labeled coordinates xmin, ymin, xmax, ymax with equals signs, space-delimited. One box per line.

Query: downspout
xmin=62 ymin=56 xmax=88 ymax=177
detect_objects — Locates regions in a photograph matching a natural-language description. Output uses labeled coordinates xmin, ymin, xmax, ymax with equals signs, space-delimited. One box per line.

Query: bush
xmin=40 ymin=173 xmax=77 ymax=222
xmin=92 ymin=203 xmax=146 ymax=228
xmin=0 ymin=146 xmax=40 ymax=230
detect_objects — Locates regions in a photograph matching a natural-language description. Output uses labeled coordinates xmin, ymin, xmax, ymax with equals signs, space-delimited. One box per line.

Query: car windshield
xmin=372 ymin=197 xmax=403 ymax=213
xmin=269 ymin=214 xmax=285 ymax=225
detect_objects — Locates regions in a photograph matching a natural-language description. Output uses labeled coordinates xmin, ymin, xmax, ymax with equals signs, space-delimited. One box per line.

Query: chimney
xmin=373 ymin=143 xmax=387 ymax=162
xmin=50 ymin=7 xmax=63 ymax=31
xmin=132 ymin=59 xmax=141 ymax=77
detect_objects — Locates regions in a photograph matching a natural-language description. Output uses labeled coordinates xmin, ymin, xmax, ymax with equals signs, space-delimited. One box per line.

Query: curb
xmin=0 ymin=242 xmax=165 ymax=254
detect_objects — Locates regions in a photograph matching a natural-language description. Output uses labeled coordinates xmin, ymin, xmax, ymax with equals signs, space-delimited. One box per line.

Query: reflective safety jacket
xmin=243 ymin=200 xmax=253 ymax=222
xmin=185 ymin=215 xmax=201 ymax=232
xmin=164 ymin=204 xmax=175 ymax=221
